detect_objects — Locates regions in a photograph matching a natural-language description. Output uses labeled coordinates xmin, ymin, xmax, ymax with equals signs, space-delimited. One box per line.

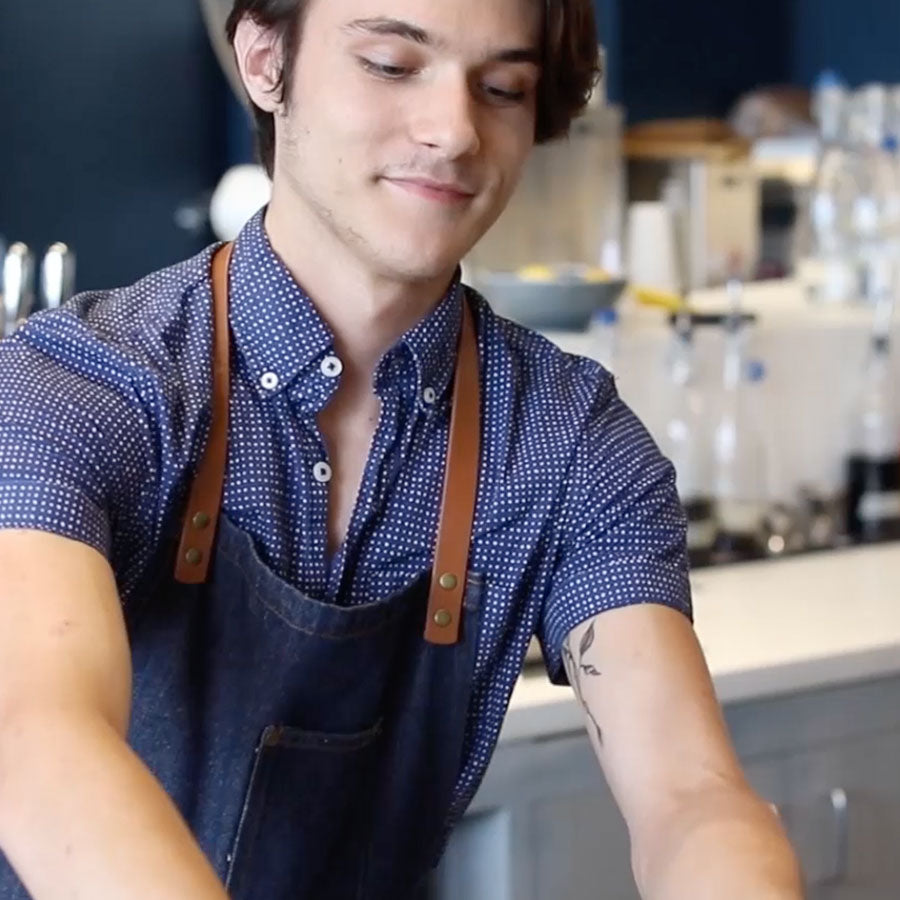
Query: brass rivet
xmin=439 ymin=573 xmax=458 ymax=591
xmin=192 ymin=511 xmax=211 ymax=530
xmin=185 ymin=548 xmax=203 ymax=566
xmin=434 ymin=609 xmax=453 ymax=628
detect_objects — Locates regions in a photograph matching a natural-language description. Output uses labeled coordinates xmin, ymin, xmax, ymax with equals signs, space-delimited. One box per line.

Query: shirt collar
xmin=229 ymin=209 xmax=334 ymax=399
xmin=398 ymin=275 xmax=463 ymax=411
xmin=228 ymin=208 xmax=463 ymax=410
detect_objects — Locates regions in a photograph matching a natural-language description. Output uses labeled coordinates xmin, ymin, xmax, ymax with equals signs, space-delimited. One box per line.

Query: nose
xmin=410 ymin=73 xmax=481 ymax=160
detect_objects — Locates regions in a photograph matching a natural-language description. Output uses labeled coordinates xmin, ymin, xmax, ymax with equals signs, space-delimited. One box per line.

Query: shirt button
xmin=313 ymin=461 xmax=333 ymax=484
xmin=321 ymin=355 xmax=343 ymax=378
xmin=423 ymin=387 xmax=437 ymax=405
xmin=260 ymin=371 xmax=279 ymax=391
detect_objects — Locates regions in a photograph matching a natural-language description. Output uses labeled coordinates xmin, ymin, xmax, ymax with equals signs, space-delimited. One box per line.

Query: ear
xmin=232 ymin=16 xmax=285 ymax=113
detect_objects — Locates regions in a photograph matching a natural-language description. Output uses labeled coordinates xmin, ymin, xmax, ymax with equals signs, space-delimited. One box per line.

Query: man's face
xmin=271 ymin=0 xmax=541 ymax=283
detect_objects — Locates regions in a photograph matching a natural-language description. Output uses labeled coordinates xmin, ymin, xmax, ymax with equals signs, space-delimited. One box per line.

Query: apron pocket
xmin=225 ymin=720 xmax=383 ymax=900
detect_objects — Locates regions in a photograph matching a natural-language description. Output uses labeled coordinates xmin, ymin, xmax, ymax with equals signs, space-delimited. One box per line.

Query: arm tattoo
xmin=562 ymin=621 xmax=604 ymax=746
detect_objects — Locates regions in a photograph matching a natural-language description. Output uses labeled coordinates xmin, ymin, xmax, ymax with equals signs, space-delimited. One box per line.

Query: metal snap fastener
xmin=192 ymin=511 xmax=211 ymax=530
xmin=439 ymin=573 xmax=458 ymax=591
xmin=185 ymin=548 xmax=203 ymax=566
xmin=434 ymin=609 xmax=453 ymax=628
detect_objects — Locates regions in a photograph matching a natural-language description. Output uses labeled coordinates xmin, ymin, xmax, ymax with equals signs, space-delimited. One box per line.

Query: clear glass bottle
xmin=848 ymin=84 xmax=900 ymax=305
xmin=809 ymin=71 xmax=859 ymax=304
xmin=659 ymin=313 xmax=715 ymax=568
xmin=845 ymin=288 xmax=900 ymax=542
xmin=589 ymin=306 xmax=619 ymax=374
xmin=711 ymin=284 xmax=769 ymax=563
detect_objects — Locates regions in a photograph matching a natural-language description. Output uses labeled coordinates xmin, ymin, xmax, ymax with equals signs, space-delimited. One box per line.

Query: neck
xmin=264 ymin=196 xmax=456 ymax=386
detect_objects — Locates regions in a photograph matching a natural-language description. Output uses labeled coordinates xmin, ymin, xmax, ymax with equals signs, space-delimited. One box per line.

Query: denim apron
xmin=0 ymin=244 xmax=484 ymax=900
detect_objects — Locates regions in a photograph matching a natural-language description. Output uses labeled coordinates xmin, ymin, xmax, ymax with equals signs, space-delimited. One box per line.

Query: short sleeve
xmin=539 ymin=377 xmax=692 ymax=684
xmin=0 ymin=321 xmax=155 ymax=562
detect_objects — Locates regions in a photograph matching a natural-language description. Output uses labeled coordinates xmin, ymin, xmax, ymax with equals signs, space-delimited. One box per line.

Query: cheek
xmin=488 ymin=126 xmax=534 ymax=193
xmin=320 ymin=86 xmax=401 ymax=166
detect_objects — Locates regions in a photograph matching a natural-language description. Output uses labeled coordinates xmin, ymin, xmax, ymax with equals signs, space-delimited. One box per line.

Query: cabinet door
xmin=744 ymin=729 xmax=900 ymax=900
xmin=437 ymin=677 xmax=900 ymax=900
xmin=434 ymin=733 xmax=639 ymax=900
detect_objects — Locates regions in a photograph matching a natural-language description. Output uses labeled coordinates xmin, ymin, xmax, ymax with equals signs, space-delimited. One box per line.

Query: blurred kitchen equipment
xmin=659 ymin=313 xmax=715 ymax=567
xmin=476 ymin=266 xmax=625 ymax=331
xmin=2 ymin=243 xmax=35 ymax=337
xmin=589 ymin=305 xmax=619 ymax=372
xmin=625 ymin=200 xmax=683 ymax=293
xmin=848 ymin=83 xmax=900 ymax=305
xmin=806 ymin=71 xmax=858 ymax=303
xmin=625 ymin=119 xmax=761 ymax=290
xmin=39 ymin=243 xmax=76 ymax=311
xmin=844 ymin=285 xmax=900 ymax=542
xmin=710 ymin=282 xmax=769 ymax=563
xmin=729 ymin=85 xmax=815 ymax=141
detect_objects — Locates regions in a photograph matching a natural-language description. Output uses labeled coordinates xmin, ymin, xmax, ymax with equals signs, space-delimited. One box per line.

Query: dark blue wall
xmin=615 ymin=0 xmax=791 ymax=123
xmin=790 ymin=0 xmax=900 ymax=87
xmin=0 ymin=1 xmax=227 ymax=291
xmin=608 ymin=0 xmax=900 ymax=123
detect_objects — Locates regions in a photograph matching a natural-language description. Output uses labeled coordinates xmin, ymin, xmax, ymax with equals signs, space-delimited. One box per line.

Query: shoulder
xmin=10 ymin=244 xmax=218 ymax=383
xmin=468 ymin=286 xmax=613 ymax=432
xmin=468 ymin=287 xmax=676 ymax=519
xmin=0 ymin=243 xmax=222 ymax=492
xmin=0 ymin=244 xmax=220 ymax=452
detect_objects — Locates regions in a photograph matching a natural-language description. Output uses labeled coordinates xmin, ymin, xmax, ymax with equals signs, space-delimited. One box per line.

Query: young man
xmin=0 ymin=0 xmax=802 ymax=897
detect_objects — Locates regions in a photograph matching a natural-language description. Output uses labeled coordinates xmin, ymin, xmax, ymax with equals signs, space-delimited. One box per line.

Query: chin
xmin=378 ymin=255 xmax=457 ymax=284
xmin=374 ymin=234 xmax=470 ymax=283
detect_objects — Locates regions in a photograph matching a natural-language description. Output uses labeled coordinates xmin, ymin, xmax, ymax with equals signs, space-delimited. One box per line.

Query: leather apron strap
xmin=174 ymin=242 xmax=233 ymax=585
xmin=174 ymin=242 xmax=481 ymax=646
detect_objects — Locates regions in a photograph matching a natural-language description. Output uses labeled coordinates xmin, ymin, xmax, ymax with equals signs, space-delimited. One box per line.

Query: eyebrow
xmin=342 ymin=17 xmax=541 ymax=65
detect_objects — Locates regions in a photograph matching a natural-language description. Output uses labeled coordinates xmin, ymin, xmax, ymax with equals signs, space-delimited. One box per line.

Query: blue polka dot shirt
xmin=0 ymin=209 xmax=691 ymax=809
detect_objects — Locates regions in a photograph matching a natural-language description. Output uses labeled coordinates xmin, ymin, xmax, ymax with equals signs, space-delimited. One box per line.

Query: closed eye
xmin=358 ymin=57 xmax=414 ymax=79
xmin=482 ymin=84 xmax=527 ymax=104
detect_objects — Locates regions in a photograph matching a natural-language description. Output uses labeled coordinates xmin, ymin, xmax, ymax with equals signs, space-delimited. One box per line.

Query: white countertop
xmin=501 ymin=542 xmax=900 ymax=744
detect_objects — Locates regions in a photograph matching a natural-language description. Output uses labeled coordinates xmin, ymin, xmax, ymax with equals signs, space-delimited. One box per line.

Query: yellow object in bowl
xmin=582 ymin=266 xmax=614 ymax=283
xmin=516 ymin=263 xmax=614 ymax=283
xmin=516 ymin=264 xmax=556 ymax=282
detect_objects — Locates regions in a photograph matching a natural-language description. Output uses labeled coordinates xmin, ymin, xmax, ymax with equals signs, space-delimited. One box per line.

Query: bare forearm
xmin=0 ymin=708 xmax=229 ymax=900
xmin=634 ymin=788 xmax=804 ymax=900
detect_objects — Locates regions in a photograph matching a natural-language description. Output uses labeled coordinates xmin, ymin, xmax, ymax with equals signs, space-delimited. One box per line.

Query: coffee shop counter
xmin=434 ymin=543 xmax=900 ymax=899
xmin=500 ymin=540 xmax=900 ymax=746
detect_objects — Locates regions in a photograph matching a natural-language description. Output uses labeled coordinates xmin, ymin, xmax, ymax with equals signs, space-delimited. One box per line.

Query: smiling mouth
xmin=383 ymin=177 xmax=476 ymax=205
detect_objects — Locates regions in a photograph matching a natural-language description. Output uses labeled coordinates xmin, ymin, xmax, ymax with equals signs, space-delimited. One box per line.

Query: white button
xmin=320 ymin=355 xmax=343 ymax=378
xmin=423 ymin=387 xmax=437 ymax=405
xmin=260 ymin=371 xmax=280 ymax=391
xmin=313 ymin=462 xmax=333 ymax=484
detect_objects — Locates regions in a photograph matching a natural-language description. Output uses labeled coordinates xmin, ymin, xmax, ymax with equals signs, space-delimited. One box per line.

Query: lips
xmin=383 ymin=176 xmax=476 ymax=204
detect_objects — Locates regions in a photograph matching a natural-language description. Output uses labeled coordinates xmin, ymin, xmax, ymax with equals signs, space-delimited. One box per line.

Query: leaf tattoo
xmin=579 ymin=621 xmax=595 ymax=656
xmin=564 ymin=621 xmax=603 ymax=746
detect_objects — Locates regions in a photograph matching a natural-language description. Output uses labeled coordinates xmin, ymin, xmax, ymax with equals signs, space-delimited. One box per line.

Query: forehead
xmin=305 ymin=0 xmax=543 ymax=50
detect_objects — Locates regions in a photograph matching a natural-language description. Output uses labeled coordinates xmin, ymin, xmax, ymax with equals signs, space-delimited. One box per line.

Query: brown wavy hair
xmin=225 ymin=0 xmax=601 ymax=177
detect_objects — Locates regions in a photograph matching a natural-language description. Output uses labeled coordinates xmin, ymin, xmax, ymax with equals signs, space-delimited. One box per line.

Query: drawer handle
xmin=767 ymin=788 xmax=849 ymax=887
xmin=825 ymin=787 xmax=849 ymax=885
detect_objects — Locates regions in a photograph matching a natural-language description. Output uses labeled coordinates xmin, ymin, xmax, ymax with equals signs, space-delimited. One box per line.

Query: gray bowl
xmin=473 ymin=271 xmax=627 ymax=331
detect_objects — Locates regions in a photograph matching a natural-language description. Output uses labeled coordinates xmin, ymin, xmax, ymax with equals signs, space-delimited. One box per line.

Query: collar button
xmin=320 ymin=355 xmax=343 ymax=378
